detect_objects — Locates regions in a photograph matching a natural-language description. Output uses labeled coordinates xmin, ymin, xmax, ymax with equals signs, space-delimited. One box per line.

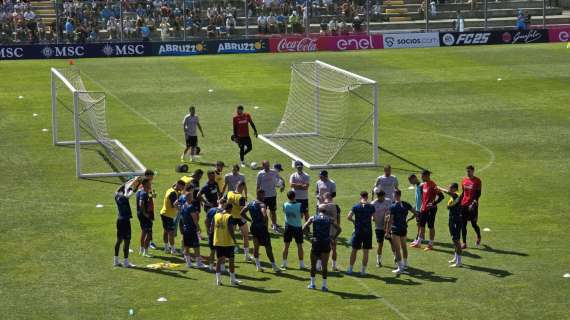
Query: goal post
xmin=50 ymin=67 xmax=146 ymax=178
xmin=259 ymin=60 xmax=379 ymax=169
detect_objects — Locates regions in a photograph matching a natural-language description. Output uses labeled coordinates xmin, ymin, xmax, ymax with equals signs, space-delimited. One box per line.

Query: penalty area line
xmin=81 ymin=72 xmax=185 ymax=148
xmin=351 ymin=276 xmax=410 ymax=320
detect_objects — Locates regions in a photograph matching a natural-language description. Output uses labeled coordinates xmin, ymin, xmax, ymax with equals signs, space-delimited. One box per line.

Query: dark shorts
xmin=116 ymin=219 xmax=131 ymax=240
xmin=461 ymin=204 xmax=479 ymax=222
xmin=351 ymin=231 xmax=373 ymax=250
xmin=311 ymin=240 xmax=331 ymax=256
xmin=185 ymin=135 xmax=198 ymax=148
xmin=215 ymin=246 xmax=235 ymax=259
xmin=375 ymin=229 xmax=385 ymax=243
xmin=284 ymin=225 xmax=304 ymax=244
xmin=137 ymin=214 xmax=153 ymax=232
xmin=207 ymin=232 xmax=214 ymax=249
xmin=449 ymin=216 xmax=463 ymax=241
xmin=298 ymin=199 xmax=309 ymax=214
xmin=250 ymin=223 xmax=271 ymax=247
xmin=419 ymin=207 xmax=438 ymax=229
xmin=391 ymin=228 xmax=407 ymax=237
xmin=183 ymin=229 xmax=200 ymax=248
xmin=237 ymin=136 xmax=252 ymax=149
xmin=263 ymin=196 xmax=277 ymax=212
xmin=161 ymin=215 xmax=175 ymax=231
xmin=230 ymin=217 xmax=247 ymax=227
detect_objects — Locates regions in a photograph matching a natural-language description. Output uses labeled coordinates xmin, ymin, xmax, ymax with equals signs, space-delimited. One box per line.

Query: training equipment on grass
xmin=50 ymin=67 xmax=146 ymax=178
xmin=259 ymin=60 xmax=379 ymax=169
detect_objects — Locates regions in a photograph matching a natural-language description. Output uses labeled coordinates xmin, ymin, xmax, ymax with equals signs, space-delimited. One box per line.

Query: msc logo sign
xmin=102 ymin=44 xmax=145 ymax=56
xmin=0 ymin=47 xmax=24 ymax=58
xmin=42 ymin=46 xmax=85 ymax=58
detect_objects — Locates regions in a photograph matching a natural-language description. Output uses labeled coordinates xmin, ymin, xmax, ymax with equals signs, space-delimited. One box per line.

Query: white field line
xmin=81 ymin=72 xmax=185 ymax=148
xmin=386 ymin=127 xmax=496 ymax=173
xmin=352 ymin=275 xmax=411 ymax=320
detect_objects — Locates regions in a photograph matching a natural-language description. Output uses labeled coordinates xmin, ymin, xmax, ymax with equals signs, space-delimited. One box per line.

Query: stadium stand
xmin=1 ymin=0 xmax=569 ymax=43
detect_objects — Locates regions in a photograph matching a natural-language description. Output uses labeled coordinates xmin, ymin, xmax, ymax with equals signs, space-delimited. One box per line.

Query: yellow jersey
xmin=213 ymin=212 xmax=234 ymax=246
xmin=180 ymin=176 xmax=192 ymax=185
xmin=214 ymin=170 xmax=224 ymax=191
xmin=160 ymin=187 xmax=179 ymax=218
xmin=226 ymin=191 xmax=245 ymax=219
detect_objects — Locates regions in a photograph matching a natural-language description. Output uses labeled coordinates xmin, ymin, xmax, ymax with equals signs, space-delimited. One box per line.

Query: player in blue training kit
xmin=387 ymin=189 xmax=419 ymax=274
xmin=303 ymin=206 xmax=337 ymax=291
xmin=113 ymin=177 xmax=142 ymax=267
xmin=241 ymin=189 xmax=281 ymax=272
xmin=180 ymin=191 xmax=206 ymax=268
xmin=347 ymin=191 xmax=376 ymax=275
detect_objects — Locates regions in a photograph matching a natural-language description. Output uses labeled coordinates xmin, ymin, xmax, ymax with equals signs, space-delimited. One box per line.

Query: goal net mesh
xmin=262 ymin=61 xmax=377 ymax=167
xmin=53 ymin=67 xmax=144 ymax=176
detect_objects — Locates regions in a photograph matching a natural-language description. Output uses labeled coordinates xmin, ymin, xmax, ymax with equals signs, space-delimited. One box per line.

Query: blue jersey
xmin=414 ymin=184 xmax=423 ymax=211
xmin=180 ymin=202 xmax=199 ymax=232
xmin=312 ymin=214 xmax=331 ymax=242
xmin=136 ymin=190 xmax=149 ymax=216
xmin=248 ymin=200 xmax=265 ymax=227
xmin=200 ymin=182 xmax=220 ymax=205
xmin=283 ymin=202 xmax=303 ymax=227
xmin=352 ymin=203 xmax=375 ymax=233
xmin=390 ymin=201 xmax=413 ymax=232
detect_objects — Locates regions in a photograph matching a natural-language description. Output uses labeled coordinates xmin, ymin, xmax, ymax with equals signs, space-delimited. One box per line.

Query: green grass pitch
xmin=1 ymin=43 xmax=569 ymax=320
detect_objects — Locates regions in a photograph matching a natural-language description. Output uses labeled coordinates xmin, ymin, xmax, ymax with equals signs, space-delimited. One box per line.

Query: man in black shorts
xmin=113 ymin=177 xmax=142 ymax=267
xmin=232 ymin=105 xmax=258 ymax=167
xmin=213 ymin=203 xmax=241 ymax=286
xmin=303 ymin=206 xmax=337 ymax=291
xmin=282 ymin=191 xmax=305 ymax=269
xmin=347 ymin=191 xmax=375 ymax=275
xmin=241 ymin=190 xmax=281 ymax=272
xmin=439 ymin=183 xmax=463 ymax=267
xmin=182 ymin=106 xmax=204 ymax=162
xmin=136 ymin=179 xmax=154 ymax=257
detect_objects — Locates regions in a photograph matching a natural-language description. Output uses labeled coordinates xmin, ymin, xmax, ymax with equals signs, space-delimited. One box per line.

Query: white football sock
xmin=282 ymin=260 xmax=288 ymax=267
xmin=255 ymin=258 xmax=260 ymax=268
xmin=244 ymin=248 xmax=249 ymax=256
xmin=299 ymin=260 xmax=305 ymax=268
xmin=360 ymin=266 xmax=366 ymax=274
xmin=376 ymin=255 xmax=381 ymax=264
xmin=332 ymin=260 xmax=337 ymax=268
xmin=310 ymin=277 xmax=315 ymax=286
xmin=322 ymin=278 xmax=328 ymax=287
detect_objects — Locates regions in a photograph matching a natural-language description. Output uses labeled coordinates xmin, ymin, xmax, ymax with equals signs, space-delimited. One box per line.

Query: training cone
xmin=567 ymin=42 xmax=570 ymax=49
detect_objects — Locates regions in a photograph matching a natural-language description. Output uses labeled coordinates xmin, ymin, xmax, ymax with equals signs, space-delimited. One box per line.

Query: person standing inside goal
xmin=181 ymin=106 xmax=204 ymax=162
xmin=232 ymin=105 xmax=258 ymax=167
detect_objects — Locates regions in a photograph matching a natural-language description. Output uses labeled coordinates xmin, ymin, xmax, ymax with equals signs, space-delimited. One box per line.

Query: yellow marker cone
xmin=567 ymin=42 xmax=570 ymax=49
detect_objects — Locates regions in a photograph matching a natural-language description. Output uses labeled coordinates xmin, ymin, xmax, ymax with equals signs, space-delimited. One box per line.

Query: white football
xmin=250 ymin=162 xmax=258 ymax=169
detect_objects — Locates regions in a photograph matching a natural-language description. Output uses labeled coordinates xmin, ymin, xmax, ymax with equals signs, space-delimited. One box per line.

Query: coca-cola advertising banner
xmin=548 ymin=27 xmax=570 ymax=43
xmin=269 ymin=34 xmax=383 ymax=53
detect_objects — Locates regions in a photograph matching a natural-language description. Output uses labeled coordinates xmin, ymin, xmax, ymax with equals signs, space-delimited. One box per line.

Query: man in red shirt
xmin=411 ymin=170 xmax=444 ymax=251
xmin=232 ymin=105 xmax=258 ymax=167
xmin=460 ymin=165 xmax=482 ymax=248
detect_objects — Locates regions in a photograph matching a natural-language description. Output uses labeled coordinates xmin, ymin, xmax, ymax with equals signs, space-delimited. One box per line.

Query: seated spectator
xmin=64 ymin=18 xmax=74 ymax=42
xmin=339 ymin=19 xmax=349 ymax=35
xmin=106 ymin=15 xmax=118 ymax=40
xmin=341 ymin=0 xmax=352 ymax=19
xmin=276 ymin=12 xmax=287 ymax=33
xmin=257 ymin=13 xmax=267 ymax=33
xmin=206 ymin=20 xmax=216 ymax=38
xmin=267 ymin=13 xmax=277 ymax=33
xmin=328 ymin=17 xmax=337 ymax=35
xmin=225 ymin=13 xmax=236 ymax=35
xmin=319 ymin=19 xmax=328 ymax=35
xmin=88 ymin=27 xmax=97 ymax=42
xmin=352 ymin=15 xmax=362 ymax=32
xmin=524 ymin=10 xmax=532 ymax=29
xmin=289 ymin=10 xmax=301 ymax=33
xmin=159 ymin=17 xmax=169 ymax=41
xmin=372 ymin=2 xmax=382 ymax=21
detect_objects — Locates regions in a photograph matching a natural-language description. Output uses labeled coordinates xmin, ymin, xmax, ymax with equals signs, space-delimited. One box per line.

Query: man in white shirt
xmin=181 ymin=106 xmax=204 ymax=162
xmin=373 ymin=164 xmax=399 ymax=202
xmin=222 ymin=164 xmax=247 ymax=196
xmin=256 ymin=160 xmax=284 ymax=232
xmin=316 ymin=170 xmax=336 ymax=206
xmin=371 ymin=189 xmax=391 ymax=267
xmin=290 ymin=160 xmax=310 ymax=221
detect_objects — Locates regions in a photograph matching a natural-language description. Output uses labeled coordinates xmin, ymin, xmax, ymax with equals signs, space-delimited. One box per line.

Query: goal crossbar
xmin=51 ymin=67 xmax=146 ymax=178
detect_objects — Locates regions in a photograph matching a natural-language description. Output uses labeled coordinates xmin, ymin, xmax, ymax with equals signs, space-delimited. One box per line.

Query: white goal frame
xmin=50 ymin=67 xmax=146 ymax=178
xmin=259 ymin=60 xmax=379 ymax=169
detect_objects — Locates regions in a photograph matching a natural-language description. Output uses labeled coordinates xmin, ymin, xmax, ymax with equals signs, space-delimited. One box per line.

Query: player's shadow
xmin=430 ymin=247 xmax=482 ymax=259
xmin=361 ymin=272 xmax=421 ymax=286
xmin=227 ymin=284 xmax=281 ymax=294
xmin=404 ymin=266 xmax=458 ymax=283
xmin=479 ymin=245 xmax=528 ymax=257
xmin=235 ymin=274 xmax=271 ymax=282
xmin=327 ymin=290 xmax=380 ymax=300
xmin=274 ymin=272 xmax=309 ymax=282
xmin=461 ymin=264 xmax=513 ymax=278
xmin=131 ymin=266 xmax=194 ymax=280
xmin=152 ymin=255 xmax=185 ymax=263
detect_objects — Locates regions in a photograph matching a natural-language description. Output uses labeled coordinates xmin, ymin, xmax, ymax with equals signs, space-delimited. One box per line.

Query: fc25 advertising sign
xmin=383 ymin=32 xmax=440 ymax=49
xmin=440 ymin=29 xmax=548 ymax=46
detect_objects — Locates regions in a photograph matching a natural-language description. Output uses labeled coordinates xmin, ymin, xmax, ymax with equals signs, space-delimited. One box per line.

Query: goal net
xmin=50 ymin=67 xmax=146 ymax=178
xmin=259 ymin=60 xmax=379 ymax=169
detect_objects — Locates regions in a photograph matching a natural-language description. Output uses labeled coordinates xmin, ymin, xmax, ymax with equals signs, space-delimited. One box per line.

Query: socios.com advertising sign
xmin=383 ymin=32 xmax=440 ymax=49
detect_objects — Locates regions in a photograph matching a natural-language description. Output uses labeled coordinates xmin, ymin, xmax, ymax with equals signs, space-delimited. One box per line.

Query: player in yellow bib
xmin=160 ymin=180 xmax=186 ymax=254
xmin=225 ymin=182 xmax=252 ymax=261
xmin=212 ymin=203 xmax=241 ymax=286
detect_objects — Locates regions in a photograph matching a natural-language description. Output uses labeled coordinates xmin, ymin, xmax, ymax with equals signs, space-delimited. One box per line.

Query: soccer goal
xmin=259 ymin=60 xmax=379 ymax=169
xmin=50 ymin=67 xmax=146 ymax=178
